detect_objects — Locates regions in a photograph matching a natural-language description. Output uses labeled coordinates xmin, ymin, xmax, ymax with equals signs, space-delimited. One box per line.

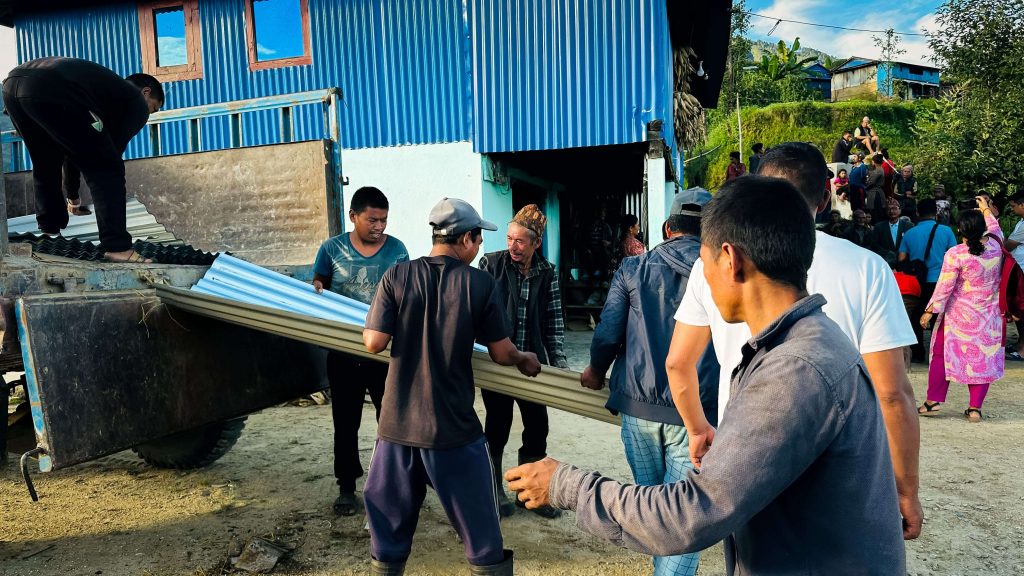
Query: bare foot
xmin=103 ymin=249 xmax=152 ymax=264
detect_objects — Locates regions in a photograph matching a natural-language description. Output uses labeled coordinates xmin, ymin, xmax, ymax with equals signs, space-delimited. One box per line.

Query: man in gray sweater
xmin=505 ymin=175 xmax=905 ymax=575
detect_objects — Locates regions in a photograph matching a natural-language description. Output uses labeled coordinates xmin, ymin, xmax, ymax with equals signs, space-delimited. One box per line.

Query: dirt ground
xmin=3 ymin=331 xmax=1024 ymax=576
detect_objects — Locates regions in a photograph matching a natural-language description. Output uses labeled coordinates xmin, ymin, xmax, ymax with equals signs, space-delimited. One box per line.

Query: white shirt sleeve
xmin=858 ymin=257 xmax=918 ymax=354
xmin=675 ymin=258 xmax=711 ymax=326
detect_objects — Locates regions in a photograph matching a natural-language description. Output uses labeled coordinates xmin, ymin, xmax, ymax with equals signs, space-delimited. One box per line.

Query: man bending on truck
xmin=2 ymin=57 xmax=163 ymax=262
xmin=361 ymin=197 xmax=541 ymax=575
xmin=312 ymin=186 xmax=409 ymax=517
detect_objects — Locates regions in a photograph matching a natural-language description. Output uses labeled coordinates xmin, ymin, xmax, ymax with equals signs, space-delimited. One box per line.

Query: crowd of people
xmin=309 ymin=140 xmax=985 ymax=576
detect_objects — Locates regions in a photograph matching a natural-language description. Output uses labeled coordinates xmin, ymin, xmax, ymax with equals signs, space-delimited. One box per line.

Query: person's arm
xmin=486 ymin=338 xmax=541 ymax=376
xmin=666 ymin=322 xmax=715 ymax=466
xmin=363 ymin=329 xmax=392 ymax=353
xmin=862 ymin=349 xmax=922 ymax=539
xmin=312 ymin=244 xmax=333 ymax=293
xmin=507 ymin=353 xmax=840 ymax=557
xmin=981 ymin=203 xmax=1003 ymax=240
xmin=585 ymin=268 xmax=630 ymax=387
xmin=924 ymin=252 xmax=961 ymax=316
xmin=542 ymin=273 xmax=570 ymax=369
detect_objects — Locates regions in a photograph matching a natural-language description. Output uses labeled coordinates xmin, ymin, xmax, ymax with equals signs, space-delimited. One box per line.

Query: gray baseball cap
xmin=671 ymin=187 xmax=712 ymax=216
xmin=429 ymin=197 xmax=498 ymax=236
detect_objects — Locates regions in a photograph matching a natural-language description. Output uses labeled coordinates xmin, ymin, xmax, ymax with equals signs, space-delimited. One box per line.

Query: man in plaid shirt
xmin=479 ymin=204 xmax=568 ymax=520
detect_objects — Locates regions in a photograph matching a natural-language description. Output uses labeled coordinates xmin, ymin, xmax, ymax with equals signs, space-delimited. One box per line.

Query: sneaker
xmin=333 ymin=490 xmax=358 ymax=516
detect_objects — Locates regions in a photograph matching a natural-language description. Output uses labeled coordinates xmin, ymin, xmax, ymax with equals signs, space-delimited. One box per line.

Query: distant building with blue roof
xmin=831 ymin=57 xmax=940 ymax=102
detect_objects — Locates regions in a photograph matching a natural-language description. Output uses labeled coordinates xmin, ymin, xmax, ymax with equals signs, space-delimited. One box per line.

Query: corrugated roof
xmin=157 ymin=282 xmax=617 ymax=425
xmin=7 ymin=198 xmax=178 ymax=244
xmin=8 ymin=234 xmax=217 ymax=265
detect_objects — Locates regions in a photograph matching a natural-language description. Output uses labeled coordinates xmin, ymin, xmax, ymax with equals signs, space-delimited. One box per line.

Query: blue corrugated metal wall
xmin=14 ymin=0 xmax=678 ymax=157
xmin=15 ymin=0 xmax=472 ymax=155
xmin=469 ymin=0 xmax=675 ymax=154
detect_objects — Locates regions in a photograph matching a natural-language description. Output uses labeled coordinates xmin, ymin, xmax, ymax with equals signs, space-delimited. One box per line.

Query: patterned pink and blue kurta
xmin=926 ymin=212 xmax=1005 ymax=385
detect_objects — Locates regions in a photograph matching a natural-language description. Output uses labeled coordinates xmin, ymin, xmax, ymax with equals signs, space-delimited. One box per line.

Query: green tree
xmin=752 ymin=38 xmax=817 ymax=81
xmin=872 ymin=29 xmax=907 ymax=98
xmin=910 ymin=0 xmax=1024 ymax=200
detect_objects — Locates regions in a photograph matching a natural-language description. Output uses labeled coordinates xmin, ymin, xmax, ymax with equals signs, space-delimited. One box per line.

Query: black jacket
xmin=590 ymin=236 xmax=720 ymax=426
xmin=871 ymin=219 xmax=913 ymax=260
xmin=478 ymin=250 xmax=567 ymax=368
xmin=6 ymin=57 xmax=150 ymax=153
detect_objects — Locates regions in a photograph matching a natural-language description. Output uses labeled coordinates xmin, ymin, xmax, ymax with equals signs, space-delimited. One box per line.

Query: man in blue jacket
xmin=580 ymin=188 xmax=719 ymax=576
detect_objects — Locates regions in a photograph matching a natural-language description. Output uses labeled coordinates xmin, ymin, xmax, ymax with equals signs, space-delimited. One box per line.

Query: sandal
xmin=67 ymin=199 xmax=92 ymax=216
xmin=1007 ymin=351 xmax=1024 ymax=361
xmin=103 ymin=250 xmax=152 ymax=264
xmin=964 ymin=408 xmax=982 ymax=423
xmin=918 ymin=401 xmax=942 ymax=416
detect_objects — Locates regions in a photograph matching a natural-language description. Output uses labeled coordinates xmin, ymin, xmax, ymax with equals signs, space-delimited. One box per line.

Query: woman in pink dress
xmin=918 ymin=196 xmax=1004 ymax=422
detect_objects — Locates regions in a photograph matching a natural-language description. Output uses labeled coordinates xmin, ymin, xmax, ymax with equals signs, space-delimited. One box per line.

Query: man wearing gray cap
xmin=579 ymin=187 xmax=719 ymax=576
xmin=361 ymin=197 xmax=541 ymax=576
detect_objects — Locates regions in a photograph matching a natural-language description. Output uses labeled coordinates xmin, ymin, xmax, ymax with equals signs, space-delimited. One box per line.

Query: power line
xmin=738 ymin=10 xmax=930 ymax=37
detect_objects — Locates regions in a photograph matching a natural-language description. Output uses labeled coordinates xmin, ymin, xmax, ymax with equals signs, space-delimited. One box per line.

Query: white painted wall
xmin=341 ymin=142 xmax=484 ymax=260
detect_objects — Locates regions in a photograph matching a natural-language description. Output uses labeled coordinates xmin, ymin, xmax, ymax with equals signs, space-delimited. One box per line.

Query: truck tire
xmin=132 ymin=417 xmax=247 ymax=469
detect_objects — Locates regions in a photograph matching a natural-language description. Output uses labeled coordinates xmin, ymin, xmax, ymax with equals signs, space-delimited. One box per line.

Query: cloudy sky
xmin=744 ymin=0 xmax=943 ymax=65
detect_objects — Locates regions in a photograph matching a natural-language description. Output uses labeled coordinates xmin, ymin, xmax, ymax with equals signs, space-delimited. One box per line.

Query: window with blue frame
xmin=244 ymin=0 xmax=312 ymax=71
xmin=137 ymin=0 xmax=203 ymax=81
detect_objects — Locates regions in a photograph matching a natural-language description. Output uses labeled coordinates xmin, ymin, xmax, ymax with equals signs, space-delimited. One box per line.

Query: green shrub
xmin=687 ymin=101 xmax=917 ymax=191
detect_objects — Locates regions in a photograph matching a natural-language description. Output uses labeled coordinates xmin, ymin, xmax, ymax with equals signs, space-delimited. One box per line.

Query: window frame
xmin=137 ymin=0 xmax=203 ymax=82
xmin=243 ymin=0 xmax=313 ymax=71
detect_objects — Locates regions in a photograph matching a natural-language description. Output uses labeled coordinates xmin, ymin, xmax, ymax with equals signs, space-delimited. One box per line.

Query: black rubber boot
xmin=516 ymin=455 xmax=561 ymax=519
xmin=469 ymin=550 xmax=513 ymax=575
xmin=370 ymin=559 xmax=406 ymax=575
xmin=492 ymin=457 xmax=516 ymax=517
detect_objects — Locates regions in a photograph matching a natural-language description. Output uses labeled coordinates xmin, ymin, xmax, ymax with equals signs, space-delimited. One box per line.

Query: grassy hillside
xmin=686 ymin=101 xmax=919 ymax=190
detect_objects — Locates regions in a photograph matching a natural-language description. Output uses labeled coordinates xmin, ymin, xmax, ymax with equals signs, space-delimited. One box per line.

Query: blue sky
xmin=744 ymin=0 xmax=943 ymax=65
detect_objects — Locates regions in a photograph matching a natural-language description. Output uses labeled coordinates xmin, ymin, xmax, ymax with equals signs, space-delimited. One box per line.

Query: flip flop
xmin=103 ymin=250 xmax=153 ymax=264
xmin=67 ymin=199 xmax=92 ymax=216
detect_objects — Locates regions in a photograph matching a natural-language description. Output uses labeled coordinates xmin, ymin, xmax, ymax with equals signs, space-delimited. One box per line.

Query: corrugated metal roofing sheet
xmin=14 ymin=0 xmax=678 ymax=155
xmin=157 ymin=279 xmax=617 ymax=425
xmin=6 ymin=198 xmax=177 ymax=244
xmin=469 ymin=0 xmax=675 ymax=153
xmin=15 ymin=0 xmax=471 ymax=152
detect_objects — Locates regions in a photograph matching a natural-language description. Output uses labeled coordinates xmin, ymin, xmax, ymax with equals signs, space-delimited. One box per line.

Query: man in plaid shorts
xmin=580 ymin=189 xmax=720 ymax=576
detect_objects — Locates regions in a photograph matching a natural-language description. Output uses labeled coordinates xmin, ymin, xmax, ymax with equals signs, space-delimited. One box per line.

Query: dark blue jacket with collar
xmin=590 ymin=235 xmax=720 ymax=426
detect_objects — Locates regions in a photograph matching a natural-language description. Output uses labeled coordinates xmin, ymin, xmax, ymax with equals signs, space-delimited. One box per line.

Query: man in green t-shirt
xmin=312 ymin=187 xmax=409 ymax=516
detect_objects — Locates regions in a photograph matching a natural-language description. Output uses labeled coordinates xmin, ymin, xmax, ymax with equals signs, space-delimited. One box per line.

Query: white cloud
xmin=747 ymin=2 xmax=943 ymax=67
xmin=157 ymin=36 xmax=187 ymax=66
xmin=257 ymin=43 xmax=277 ymax=56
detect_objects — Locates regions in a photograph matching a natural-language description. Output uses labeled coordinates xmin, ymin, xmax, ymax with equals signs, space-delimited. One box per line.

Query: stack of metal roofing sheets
xmin=159 ymin=254 xmax=616 ymax=425
xmin=7 ymin=233 xmax=217 ymax=265
xmin=7 ymin=198 xmax=178 ymax=244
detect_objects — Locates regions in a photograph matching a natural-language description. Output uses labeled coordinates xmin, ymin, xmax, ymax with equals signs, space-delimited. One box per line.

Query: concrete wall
xmin=341 ymin=142 xmax=484 ymax=260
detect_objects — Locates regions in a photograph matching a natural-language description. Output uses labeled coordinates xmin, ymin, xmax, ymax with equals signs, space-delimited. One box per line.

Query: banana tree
xmin=753 ymin=37 xmax=818 ymax=81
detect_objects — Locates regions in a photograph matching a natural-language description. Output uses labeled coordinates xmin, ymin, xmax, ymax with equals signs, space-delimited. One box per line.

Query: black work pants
xmin=63 ymin=158 xmax=82 ymax=202
xmin=2 ymin=76 xmax=131 ymax=251
xmin=327 ymin=351 xmax=386 ymax=493
xmin=481 ymin=389 xmax=548 ymax=467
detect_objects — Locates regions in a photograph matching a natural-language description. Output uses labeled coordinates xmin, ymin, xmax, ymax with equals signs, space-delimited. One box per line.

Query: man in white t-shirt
xmin=666 ymin=142 xmax=923 ymax=540
xmin=1004 ymin=193 xmax=1024 ymax=361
